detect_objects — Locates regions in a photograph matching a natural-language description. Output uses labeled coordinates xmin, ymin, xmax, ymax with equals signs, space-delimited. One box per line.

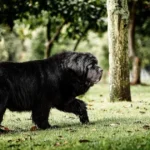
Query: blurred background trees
xmin=0 ymin=0 xmax=150 ymax=84
xmin=128 ymin=0 xmax=150 ymax=84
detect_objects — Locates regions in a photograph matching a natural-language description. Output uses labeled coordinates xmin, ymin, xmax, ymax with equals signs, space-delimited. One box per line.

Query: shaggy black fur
xmin=0 ymin=51 xmax=103 ymax=129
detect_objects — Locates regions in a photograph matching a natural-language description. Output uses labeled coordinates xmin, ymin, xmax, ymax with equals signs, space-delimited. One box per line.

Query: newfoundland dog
xmin=0 ymin=51 xmax=103 ymax=130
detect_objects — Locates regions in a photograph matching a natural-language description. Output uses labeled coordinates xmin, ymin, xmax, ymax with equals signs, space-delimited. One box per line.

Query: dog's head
xmin=55 ymin=51 xmax=103 ymax=96
xmin=62 ymin=52 xmax=103 ymax=86
xmin=85 ymin=55 xmax=103 ymax=86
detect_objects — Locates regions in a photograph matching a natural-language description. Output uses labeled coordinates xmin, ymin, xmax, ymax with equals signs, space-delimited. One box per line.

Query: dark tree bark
xmin=131 ymin=57 xmax=141 ymax=84
xmin=128 ymin=0 xmax=141 ymax=84
xmin=107 ymin=0 xmax=131 ymax=102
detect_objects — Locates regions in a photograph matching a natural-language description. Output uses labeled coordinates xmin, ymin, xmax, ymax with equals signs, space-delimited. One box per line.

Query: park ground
xmin=1 ymin=83 xmax=150 ymax=150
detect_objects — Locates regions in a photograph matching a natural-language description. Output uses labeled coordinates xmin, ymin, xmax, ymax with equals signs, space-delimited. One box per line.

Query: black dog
xmin=0 ymin=51 xmax=103 ymax=129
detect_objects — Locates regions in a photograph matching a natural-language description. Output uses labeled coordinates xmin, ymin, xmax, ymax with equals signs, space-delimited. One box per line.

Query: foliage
xmin=0 ymin=26 xmax=23 ymax=61
xmin=0 ymin=29 xmax=8 ymax=61
xmin=0 ymin=0 xmax=107 ymax=58
xmin=51 ymin=31 xmax=108 ymax=69
xmin=51 ymin=0 xmax=107 ymax=38
xmin=0 ymin=0 xmax=107 ymax=35
xmin=137 ymin=36 xmax=150 ymax=67
xmin=134 ymin=0 xmax=150 ymax=36
xmin=30 ymin=28 xmax=46 ymax=60
xmin=0 ymin=0 xmax=149 ymax=69
xmin=0 ymin=0 xmax=31 ymax=29
xmin=128 ymin=0 xmax=150 ymax=66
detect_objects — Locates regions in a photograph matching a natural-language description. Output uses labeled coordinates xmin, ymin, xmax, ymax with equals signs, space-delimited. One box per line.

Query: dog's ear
xmin=67 ymin=63 xmax=84 ymax=77
xmin=64 ymin=54 xmax=85 ymax=77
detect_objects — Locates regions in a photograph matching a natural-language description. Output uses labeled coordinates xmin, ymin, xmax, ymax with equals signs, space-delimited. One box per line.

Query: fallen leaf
xmin=104 ymin=124 xmax=109 ymax=126
xmin=63 ymin=141 xmax=68 ymax=144
xmin=54 ymin=142 xmax=61 ymax=146
xmin=92 ymin=128 xmax=97 ymax=131
xmin=88 ymin=100 xmax=95 ymax=102
xmin=16 ymin=118 xmax=21 ymax=121
xmin=87 ymin=103 xmax=93 ymax=107
xmin=7 ymin=140 xmax=12 ymax=143
xmin=66 ymin=128 xmax=76 ymax=132
xmin=58 ymin=135 xmax=63 ymax=138
xmin=16 ymin=138 xmax=24 ymax=142
xmin=57 ymin=136 xmax=64 ymax=140
xmin=88 ymin=107 xmax=94 ymax=110
xmin=143 ymin=125 xmax=150 ymax=130
xmin=30 ymin=126 xmax=38 ymax=131
xmin=101 ymin=109 xmax=107 ymax=111
xmin=0 ymin=125 xmax=11 ymax=133
xmin=99 ymin=136 xmax=105 ymax=138
xmin=134 ymin=120 xmax=142 ymax=124
xmin=79 ymin=139 xmax=90 ymax=143
xmin=139 ymin=111 xmax=146 ymax=114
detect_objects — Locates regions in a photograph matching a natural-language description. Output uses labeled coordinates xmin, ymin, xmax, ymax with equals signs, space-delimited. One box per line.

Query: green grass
xmin=1 ymin=83 xmax=150 ymax=150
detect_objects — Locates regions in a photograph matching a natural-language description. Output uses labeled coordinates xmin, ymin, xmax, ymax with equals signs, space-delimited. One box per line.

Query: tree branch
xmin=73 ymin=26 xmax=89 ymax=51
xmin=45 ymin=20 xmax=67 ymax=58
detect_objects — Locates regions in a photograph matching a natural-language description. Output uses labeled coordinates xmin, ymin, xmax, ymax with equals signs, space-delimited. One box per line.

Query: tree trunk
xmin=128 ymin=1 xmax=136 ymax=58
xmin=131 ymin=57 xmax=141 ymax=84
xmin=128 ymin=0 xmax=141 ymax=84
xmin=107 ymin=0 xmax=131 ymax=102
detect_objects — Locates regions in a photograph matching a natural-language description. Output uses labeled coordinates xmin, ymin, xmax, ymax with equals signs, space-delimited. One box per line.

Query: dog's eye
xmin=87 ymin=64 xmax=93 ymax=69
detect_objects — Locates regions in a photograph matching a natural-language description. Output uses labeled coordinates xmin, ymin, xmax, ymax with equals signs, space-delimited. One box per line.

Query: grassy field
xmin=1 ymin=83 xmax=150 ymax=150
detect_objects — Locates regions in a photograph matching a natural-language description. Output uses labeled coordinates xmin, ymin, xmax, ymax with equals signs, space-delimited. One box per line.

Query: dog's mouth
xmin=87 ymin=73 xmax=103 ymax=86
xmin=93 ymin=69 xmax=103 ymax=84
xmin=93 ymin=76 xmax=102 ymax=84
xmin=86 ymin=67 xmax=103 ymax=85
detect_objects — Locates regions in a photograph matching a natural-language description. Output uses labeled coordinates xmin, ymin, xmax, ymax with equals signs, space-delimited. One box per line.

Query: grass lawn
xmin=1 ymin=83 xmax=150 ymax=150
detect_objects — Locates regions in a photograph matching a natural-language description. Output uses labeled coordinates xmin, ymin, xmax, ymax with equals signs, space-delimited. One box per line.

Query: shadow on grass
xmin=1 ymin=112 xmax=150 ymax=136
xmin=2 ymin=115 xmax=149 ymax=134
xmin=131 ymin=83 xmax=150 ymax=86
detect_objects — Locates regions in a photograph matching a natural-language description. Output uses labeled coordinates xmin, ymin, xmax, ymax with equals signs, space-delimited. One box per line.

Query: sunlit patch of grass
xmin=1 ymin=84 xmax=150 ymax=150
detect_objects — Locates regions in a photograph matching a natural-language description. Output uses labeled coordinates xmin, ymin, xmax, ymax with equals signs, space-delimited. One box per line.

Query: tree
xmin=128 ymin=0 xmax=141 ymax=84
xmin=46 ymin=0 xmax=106 ymax=56
xmin=128 ymin=0 xmax=150 ymax=84
xmin=0 ymin=0 xmax=107 ymax=58
xmin=107 ymin=0 xmax=131 ymax=101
